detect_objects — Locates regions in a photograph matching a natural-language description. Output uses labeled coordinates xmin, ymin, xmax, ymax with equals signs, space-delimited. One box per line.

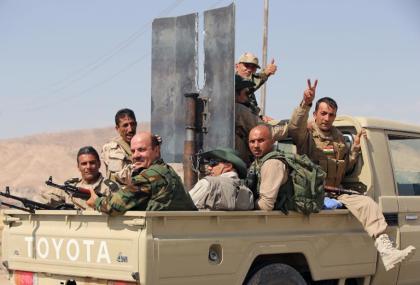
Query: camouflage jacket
xmin=101 ymin=136 xmax=133 ymax=184
xmin=94 ymin=159 xmax=197 ymax=215
xmin=37 ymin=173 xmax=119 ymax=210
xmin=236 ymin=71 xmax=269 ymax=115
xmin=288 ymin=102 xmax=360 ymax=187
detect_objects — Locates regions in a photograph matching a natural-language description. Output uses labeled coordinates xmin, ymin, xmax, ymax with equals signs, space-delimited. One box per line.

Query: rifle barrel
xmin=324 ymin=185 xmax=360 ymax=195
xmin=0 ymin=192 xmax=54 ymax=210
xmin=0 ymin=201 xmax=34 ymax=213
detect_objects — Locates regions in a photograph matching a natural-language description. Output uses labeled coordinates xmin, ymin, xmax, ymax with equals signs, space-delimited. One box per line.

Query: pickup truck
xmin=1 ymin=116 xmax=420 ymax=285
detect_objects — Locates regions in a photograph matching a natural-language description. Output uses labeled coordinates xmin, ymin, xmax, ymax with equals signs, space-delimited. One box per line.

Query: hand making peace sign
xmin=303 ymin=79 xmax=318 ymax=106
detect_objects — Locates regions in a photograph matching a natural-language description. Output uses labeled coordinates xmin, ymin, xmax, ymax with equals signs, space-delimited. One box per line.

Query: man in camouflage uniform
xmin=38 ymin=146 xmax=119 ymax=210
xmin=235 ymin=75 xmax=288 ymax=165
xmin=189 ymin=147 xmax=253 ymax=210
xmin=235 ymin=52 xmax=277 ymax=115
xmin=288 ymin=79 xmax=415 ymax=271
xmin=102 ymin=108 xmax=137 ymax=184
xmin=87 ymin=132 xmax=196 ymax=214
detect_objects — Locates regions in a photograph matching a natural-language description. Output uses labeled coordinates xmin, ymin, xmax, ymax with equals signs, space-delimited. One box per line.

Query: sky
xmin=0 ymin=0 xmax=419 ymax=139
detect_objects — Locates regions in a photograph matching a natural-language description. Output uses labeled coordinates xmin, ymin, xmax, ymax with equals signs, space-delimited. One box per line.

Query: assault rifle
xmin=0 ymin=186 xmax=75 ymax=213
xmin=45 ymin=176 xmax=97 ymax=200
xmin=324 ymin=185 xmax=362 ymax=196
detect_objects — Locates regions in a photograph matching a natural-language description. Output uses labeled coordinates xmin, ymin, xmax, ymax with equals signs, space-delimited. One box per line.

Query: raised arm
xmin=288 ymin=79 xmax=318 ymax=147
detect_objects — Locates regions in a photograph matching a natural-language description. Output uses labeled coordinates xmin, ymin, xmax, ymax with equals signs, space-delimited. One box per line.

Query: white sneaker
xmin=375 ymin=234 xmax=416 ymax=271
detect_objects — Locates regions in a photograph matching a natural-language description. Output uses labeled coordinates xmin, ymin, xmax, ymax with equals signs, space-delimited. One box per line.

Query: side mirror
xmin=342 ymin=133 xmax=354 ymax=150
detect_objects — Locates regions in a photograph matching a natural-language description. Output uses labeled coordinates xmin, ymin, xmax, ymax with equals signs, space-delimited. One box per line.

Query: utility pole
xmin=260 ymin=0 xmax=269 ymax=115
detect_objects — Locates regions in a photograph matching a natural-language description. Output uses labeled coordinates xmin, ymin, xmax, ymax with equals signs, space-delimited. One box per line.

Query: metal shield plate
xmin=201 ymin=3 xmax=235 ymax=151
xmin=151 ymin=13 xmax=198 ymax=162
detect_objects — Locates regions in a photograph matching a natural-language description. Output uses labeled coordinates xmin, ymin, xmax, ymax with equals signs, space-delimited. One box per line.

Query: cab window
xmin=388 ymin=135 xmax=420 ymax=196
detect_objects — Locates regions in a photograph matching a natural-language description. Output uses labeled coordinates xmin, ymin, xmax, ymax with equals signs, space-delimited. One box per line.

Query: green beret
xmin=235 ymin=74 xmax=255 ymax=92
xmin=200 ymin=147 xmax=247 ymax=179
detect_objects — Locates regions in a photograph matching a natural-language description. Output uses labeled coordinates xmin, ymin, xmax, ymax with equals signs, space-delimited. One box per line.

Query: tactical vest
xmin=140 ymin=160 xmax=197 ymax=211
xmin=247 ymin=150 xmax=326 ymax=215
xmin=309 ymin=126 xmax=348 ymax=187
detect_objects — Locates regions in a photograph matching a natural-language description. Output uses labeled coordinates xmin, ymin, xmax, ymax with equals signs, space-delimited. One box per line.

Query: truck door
xmin=387 ymin=132 xmax=420 ymax=284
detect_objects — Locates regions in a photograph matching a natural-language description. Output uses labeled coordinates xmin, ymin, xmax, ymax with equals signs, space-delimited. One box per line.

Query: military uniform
xmin=94 ymin=159 xmax=197 ymax=215
xmin=236 ymin=71 xmax=269 ymax=115
xmin=288 ymin=102 xmax=387 ymax=237
xmin=102 ymin=136 xmax=132 ymax=184
xmin=235 ymin=102 xmax=288 ymax=165
xmin=38 ymin=174 xmax=119 ymax=210
xmin=248 ymin=152 xmax=289 ymax=211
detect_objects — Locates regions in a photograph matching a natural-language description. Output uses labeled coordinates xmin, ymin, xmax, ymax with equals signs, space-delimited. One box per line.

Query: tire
xmin=246 ymin=263 xmax=307 ymax=285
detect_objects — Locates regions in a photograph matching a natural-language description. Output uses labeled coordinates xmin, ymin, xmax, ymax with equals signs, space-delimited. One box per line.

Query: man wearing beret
xmin=235 ymin=52 xmax=277 ymax=115
xmin=235 ymin=75 xmax=288 ymax=165
xmin=189 ymin=147 xmax=254 ymax=210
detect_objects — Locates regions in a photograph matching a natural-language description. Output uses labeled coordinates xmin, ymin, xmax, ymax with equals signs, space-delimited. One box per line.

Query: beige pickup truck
xmin=1 ymin=116 xmax=420 ymax=285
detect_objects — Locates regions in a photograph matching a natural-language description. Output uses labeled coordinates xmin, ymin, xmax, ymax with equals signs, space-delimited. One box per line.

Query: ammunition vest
xmin=247 ymin=150 xmax=326 ymax=215
xmin=309 ymin=125 xmax=349 ymax=187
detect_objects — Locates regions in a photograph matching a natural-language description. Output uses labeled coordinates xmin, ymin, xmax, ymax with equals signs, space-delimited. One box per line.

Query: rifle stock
xmin=45 ymin=176 xmax=92 ymax=200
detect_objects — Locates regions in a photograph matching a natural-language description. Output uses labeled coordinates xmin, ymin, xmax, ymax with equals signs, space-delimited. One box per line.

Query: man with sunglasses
xmin=235 ymin=52 xmax=277 ymax=115
xmin=189 ymin=147 xmax=254 ymax=210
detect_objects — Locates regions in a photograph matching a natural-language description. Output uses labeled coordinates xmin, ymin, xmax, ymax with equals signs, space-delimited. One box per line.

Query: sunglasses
xmin=207 ymin=158 xmax=224 ymax=167
xmin=241 ymin=63 xmax=258 ymax=69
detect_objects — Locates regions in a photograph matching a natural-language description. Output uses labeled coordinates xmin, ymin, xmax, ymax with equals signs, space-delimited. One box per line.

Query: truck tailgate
xmin=2 ymin=210 xmax=144 ymax=282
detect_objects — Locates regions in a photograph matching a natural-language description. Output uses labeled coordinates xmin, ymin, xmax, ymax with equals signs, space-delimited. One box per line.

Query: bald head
xmin=131 ymin=132 xmax=161 ymax=170
xmin=248 ymin=125 xmax=274 ymax=158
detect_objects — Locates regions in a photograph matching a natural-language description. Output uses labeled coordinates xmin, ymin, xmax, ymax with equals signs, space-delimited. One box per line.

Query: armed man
xmin=235 ymin=75 xmax=287 ymax=165
xmin=189 ymin=147 xmax=254 ymax=210
xmin=288 ymin=79 xmax=416 ymax=271
xmin=87 ymin=132 xmax=197 ymax=214
xmin=37 ymin=146 xmax=119 ymax=210
xmin=247 ymin=125 xmax=289 ymax=211
xmin=102 ymin=108 xmax=137 ymax=184
xmin=235 ymin=52 xmax=277 ymax=115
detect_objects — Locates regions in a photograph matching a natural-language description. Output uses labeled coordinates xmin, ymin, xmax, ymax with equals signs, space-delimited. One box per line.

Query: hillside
xmin=0 ymin=123 xmax=150 ymax=198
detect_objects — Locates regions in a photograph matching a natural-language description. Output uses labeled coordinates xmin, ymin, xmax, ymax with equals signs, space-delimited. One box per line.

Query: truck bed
xmin=1 ymin=209 xmax=377 ymax=284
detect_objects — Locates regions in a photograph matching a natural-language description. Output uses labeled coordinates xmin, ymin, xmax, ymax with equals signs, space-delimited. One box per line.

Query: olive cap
xmin=201 ymin=147 xmax=248 ymax=179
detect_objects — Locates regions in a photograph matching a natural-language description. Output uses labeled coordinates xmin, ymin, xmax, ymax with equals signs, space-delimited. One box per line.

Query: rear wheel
xmin=246 ymin=263 xmax=306 ymax=285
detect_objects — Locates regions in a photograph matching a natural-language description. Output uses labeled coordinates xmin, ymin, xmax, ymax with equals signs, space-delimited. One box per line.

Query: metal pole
xmin=260 ymin=0 xmax=269 ymax=115
xmin=183 ymin=93 xmax=199 ymax=191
